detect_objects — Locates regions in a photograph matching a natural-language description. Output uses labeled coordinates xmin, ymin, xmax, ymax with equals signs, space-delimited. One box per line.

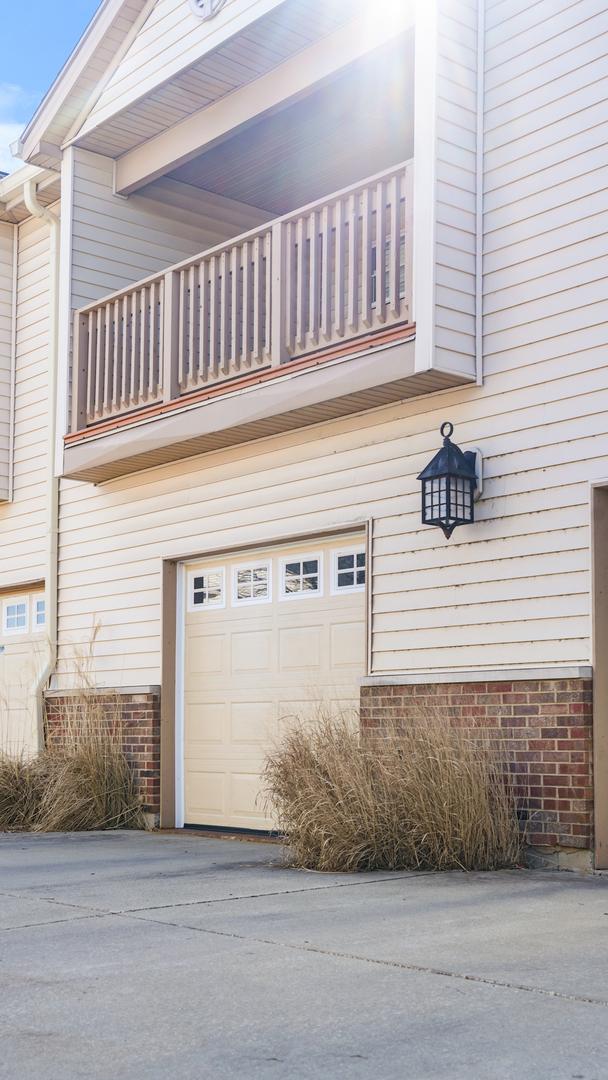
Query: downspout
xmin=23 ymin=180 xmax=60 ymax=745
xmin=8 ymin=224 xmax=17 ymax=503
xmin=475 ymin=0 xmax=485 ymax=386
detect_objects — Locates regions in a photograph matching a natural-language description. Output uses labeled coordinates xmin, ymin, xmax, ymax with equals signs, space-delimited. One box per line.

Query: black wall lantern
xmin=417 ymin=422 xmax=479 ymax=539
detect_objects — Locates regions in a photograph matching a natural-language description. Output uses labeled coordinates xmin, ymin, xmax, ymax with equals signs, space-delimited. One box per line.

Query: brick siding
xmin=360 ymin=678 xmax=593 ymax=851
xmin=45 ymin=689 xmax=161 ymax=817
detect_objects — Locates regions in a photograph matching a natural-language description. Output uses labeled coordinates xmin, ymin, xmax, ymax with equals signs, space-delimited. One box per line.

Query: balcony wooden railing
xmin=71 ymin=160 xmax=413 ymax=432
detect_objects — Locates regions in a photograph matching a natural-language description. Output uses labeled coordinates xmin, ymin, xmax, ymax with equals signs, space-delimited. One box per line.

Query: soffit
xmin=74 ymin=0 xmax=367 ymax=158
xmin=167 ymin=36 xmax=414 ymax=215
xmin=19 ymin=0 xmax=151 ymax=168
xmin=0 ymin=168 xmax=61 ymax=224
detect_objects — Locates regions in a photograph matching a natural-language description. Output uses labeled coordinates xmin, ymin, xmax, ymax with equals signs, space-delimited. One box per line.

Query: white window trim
xmin=187 ymin=567 xmax=226 ymax=613
xmin=331 ymin=546 xmax=367 ymax=595
xmin=34 ymin=596 xmax=46 ymax=628
xmin=3 ymin=596 xmax=29 ymax=636
xmin=279 ymin=552 xmax=323 ymax=601
xmin=231 ymin=560 xmax=272 ymax=607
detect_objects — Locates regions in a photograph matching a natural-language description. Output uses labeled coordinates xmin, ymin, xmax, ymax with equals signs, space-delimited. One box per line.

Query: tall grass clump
xmin=0 ymin=686 xmax=145 ymax=833
xmin=263 ymin=711 xmax=521 ymax=872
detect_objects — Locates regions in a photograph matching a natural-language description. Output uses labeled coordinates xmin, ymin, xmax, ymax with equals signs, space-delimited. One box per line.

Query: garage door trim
xmin=170 ymin=521 xmax=372 ymax=830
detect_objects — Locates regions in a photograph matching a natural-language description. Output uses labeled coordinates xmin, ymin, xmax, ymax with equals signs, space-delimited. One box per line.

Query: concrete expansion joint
xmin=0 ymin=872 xmax=434 ymax=929
xmin=0 ymin=912 xmax=105 ymax=933
xmin=118 ymin=872 xmax=432 ymax=914
xmin=116 ymin=910 xmax=608 ymax=1011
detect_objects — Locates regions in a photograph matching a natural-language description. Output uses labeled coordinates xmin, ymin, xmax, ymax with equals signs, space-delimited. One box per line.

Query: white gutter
xmin=23 ymin=180 xmax=60 ymax=743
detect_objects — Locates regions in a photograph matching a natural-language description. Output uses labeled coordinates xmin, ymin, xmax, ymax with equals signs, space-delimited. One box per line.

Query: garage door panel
xmin=330 ymin=621 xmax=366 ymax=667
xmin=184 ymin=698 xmax=227 ymax=744
xmin=185 ymin=632 xmax=227 ymax=680
xmin=185 ymin=769 xmax=226 ymax=820
xmin=231 ymin=773 xmax=269 ymax=823
xmin=183 ymin=534 xmax=366 ymax=829
xmin=230 ymin=700 xmax=276 ymax=744
xmin=278 ymin=624 xmax=323 ymax=671
xmin=231 ymin=630 xmax=274 ymax=673
xmin=277 ymin=696 xmax=359 ymax=724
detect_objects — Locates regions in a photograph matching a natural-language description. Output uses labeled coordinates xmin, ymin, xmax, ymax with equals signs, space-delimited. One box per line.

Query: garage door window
xmin=188 ymin=568 xmax=225 ymax=611
xmin=280 ymin=555 xmax=322 ymax=599
xmin=233 ymin=562 xmax=271 ymax=605
xmin=3 ymin=598 xmax=28 ymax=634
xmin=332 ymin=548 xmax=366 ymax=594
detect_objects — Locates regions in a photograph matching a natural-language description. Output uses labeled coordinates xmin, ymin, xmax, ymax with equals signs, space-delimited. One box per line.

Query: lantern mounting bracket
xmin=467 ymin=448 xmax=483 ymax=501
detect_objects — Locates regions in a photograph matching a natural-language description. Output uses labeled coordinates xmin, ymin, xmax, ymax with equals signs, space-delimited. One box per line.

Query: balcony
xmin=63 ymin=159 xmax=467 ymax=483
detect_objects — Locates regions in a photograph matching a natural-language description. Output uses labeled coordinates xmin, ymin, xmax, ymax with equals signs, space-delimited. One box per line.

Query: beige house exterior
xmin=2 ymin=0 xmax=606 ymax=863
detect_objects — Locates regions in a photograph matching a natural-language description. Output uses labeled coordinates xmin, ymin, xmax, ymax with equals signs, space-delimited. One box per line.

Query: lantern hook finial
xmin=440 ymin=421 xmax=454 ymax=441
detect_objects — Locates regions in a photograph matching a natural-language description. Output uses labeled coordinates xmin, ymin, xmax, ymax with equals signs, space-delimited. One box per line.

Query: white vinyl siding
xmin=0 ymin=223 xmax=14 ymax=501
xmin=70 ymin=148 xmax=269 ymax=312
xmin=0 ymin=210 xmax=52 ymax=757
xmin=0 ymin=214 xmax=51 ymax=588
xmin=434 ymin=0 xmax=479 ymax=378
xmin=52 ymin=0 xmax=607 ymax=685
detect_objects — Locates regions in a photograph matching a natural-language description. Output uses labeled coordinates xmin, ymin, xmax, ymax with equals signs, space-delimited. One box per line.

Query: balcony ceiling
xmin=75 ymin=0 xmax=365 ymax=159
xmin=167 ymin=37 xmax=414 ymax=217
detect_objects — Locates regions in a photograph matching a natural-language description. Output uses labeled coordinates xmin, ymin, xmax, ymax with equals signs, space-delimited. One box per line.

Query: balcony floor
xmin=62 ymin=328 xmax=473 ymax=484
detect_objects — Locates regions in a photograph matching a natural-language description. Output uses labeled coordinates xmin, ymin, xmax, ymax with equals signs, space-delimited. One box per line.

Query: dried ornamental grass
xmin=0 ymin=687 xmax=145 ymax=833
xmin=262 ymin=711 xmax=521 ymax=872
xmin=0 ymin=754 xmax=46 ymax=831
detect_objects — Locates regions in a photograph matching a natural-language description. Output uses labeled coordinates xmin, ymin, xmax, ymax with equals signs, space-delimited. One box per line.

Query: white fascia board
xmin=114 ymin=5 xmax=416 ymax=195
xmin=17 ymin=0 xmax=144 ymax=164
xmin=75 ymin=0 xmax=308 ymax=146
xmin=62 ymin=0 xmax=159 ymax=147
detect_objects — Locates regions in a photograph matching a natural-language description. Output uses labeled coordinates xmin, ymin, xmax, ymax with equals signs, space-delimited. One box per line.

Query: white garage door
xmin=0 ymin=590 xmax=49 ymax=758
xmin=181 ymin=534 xmax=367 ymax=830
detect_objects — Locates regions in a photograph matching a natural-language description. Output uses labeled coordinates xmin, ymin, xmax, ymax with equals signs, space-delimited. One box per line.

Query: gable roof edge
xmin=15 ymin=0 xmax=151 ymax=166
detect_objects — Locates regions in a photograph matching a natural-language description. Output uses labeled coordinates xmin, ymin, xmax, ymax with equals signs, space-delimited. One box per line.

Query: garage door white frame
xmin=175 ymin=563 xmax=187 ymax=828
xmin=172 ymin=522 xmax=372 ymax=830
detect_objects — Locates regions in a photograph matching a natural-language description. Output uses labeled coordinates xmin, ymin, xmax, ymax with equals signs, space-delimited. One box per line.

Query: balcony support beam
xmin=113 ymin=5 xmax=415 ymax=196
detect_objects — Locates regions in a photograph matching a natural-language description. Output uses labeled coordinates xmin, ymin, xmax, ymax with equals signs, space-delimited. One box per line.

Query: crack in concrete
xmin=120 ymin=872 xmax=429 ymax=914
xmin=3 ymin=871 xmax=608 ymax=1011
xmin=0 ymin=913 xmax=106 ymax=933
xmin=0 ymin=871 xmax=427 ymax=920
xmin=120 ymin=910 xmax=608 ymax=1010
xmin=0 ymin=891 xmax=113 ymax=917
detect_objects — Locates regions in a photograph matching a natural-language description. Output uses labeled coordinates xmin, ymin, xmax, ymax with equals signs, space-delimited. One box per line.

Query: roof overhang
xmin=14 ymin=0 xmax=153 ymax=169
xmin=0 ymin=165 xmax=61 ymax=223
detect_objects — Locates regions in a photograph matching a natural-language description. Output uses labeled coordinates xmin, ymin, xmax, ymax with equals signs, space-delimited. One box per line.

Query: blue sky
xmin=0 ymin=0 xmax=100 ymax=173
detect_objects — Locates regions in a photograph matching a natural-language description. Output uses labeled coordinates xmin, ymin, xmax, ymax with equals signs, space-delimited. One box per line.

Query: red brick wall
xmin=45 ymin=690 xmax=161 ymax=817
xmin=360 ymin=678 xmax=593 ymax=851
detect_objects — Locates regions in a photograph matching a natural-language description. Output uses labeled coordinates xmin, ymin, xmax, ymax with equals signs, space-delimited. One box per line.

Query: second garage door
xmin=182 ymin=533 xmax=367 ymax=830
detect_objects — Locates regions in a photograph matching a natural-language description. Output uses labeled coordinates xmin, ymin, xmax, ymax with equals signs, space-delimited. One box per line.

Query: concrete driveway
xmin=1 ymin=832 xmax=607 ymax=1080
